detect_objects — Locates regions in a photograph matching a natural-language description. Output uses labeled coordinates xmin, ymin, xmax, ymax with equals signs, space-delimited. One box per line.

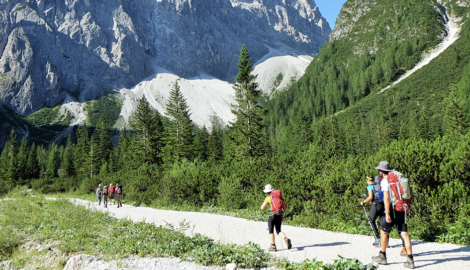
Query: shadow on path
xmin=416 ymin=246 xmax=470 ymax=268
xmin=296 ymin=242 xmax=350 ymax=251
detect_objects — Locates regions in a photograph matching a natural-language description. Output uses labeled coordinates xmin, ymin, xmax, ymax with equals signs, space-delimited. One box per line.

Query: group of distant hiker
xmin=261 ymin=161 xmax=414 ymax=269
xmin=96 ymin=183 xmax=123 ymax=208
xmin=361 ymin=161 xmax=415 ymax=269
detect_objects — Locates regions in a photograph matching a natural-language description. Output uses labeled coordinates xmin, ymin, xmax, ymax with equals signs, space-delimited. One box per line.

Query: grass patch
xmin=84 ymin=94 xmax=123 ymax=127
xmin=0 ymin=191 xmax=269 ymax=268
xmin=23 ymin=105 xmax=63 ymax=126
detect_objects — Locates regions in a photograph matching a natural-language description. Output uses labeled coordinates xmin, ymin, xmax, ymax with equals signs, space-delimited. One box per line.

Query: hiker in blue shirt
xmin=361 ymin=175 xmax=381 ymax=246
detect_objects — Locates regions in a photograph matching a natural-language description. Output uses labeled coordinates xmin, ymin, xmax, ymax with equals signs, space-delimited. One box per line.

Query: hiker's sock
xmin=408 ymin=255 xmax=413 ymax=260
xmin=380 ymin=251 xmax=386 ymax=257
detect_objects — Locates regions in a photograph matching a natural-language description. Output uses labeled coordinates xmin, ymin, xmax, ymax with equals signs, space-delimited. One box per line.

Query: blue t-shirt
xmin=367 ymin=184 xmax=376 ymax=198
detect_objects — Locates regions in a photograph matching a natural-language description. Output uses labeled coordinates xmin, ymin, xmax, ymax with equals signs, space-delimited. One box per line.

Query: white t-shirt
xmin=381 ymin=175 xmax=389 ymax=192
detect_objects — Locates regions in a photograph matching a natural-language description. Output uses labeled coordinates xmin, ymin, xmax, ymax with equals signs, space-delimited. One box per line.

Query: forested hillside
xmin=1 ymin=0 xmax=470 ymax=250
xmin=267 ymin=0 xmax=469 ymax=155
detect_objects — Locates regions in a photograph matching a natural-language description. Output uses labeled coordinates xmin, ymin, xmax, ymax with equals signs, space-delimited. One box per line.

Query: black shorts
xmin=381 ymin=210 xmax=408 ymax=233
xmin=268 ymin=215 xmax=282 ymax=235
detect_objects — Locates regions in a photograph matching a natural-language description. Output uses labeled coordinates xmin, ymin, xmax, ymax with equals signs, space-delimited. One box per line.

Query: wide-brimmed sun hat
xmin=263 ymin=184 xmax=275 ymax=193
xmin=375 ymin=161 xmax=394 ymax=172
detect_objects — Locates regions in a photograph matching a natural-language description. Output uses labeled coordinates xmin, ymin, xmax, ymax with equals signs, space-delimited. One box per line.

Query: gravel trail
xmin=72 ymin=199 xmax=470 ymax=270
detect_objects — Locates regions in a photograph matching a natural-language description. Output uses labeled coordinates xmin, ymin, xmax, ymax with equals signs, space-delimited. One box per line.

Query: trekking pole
xmin=362 ymin=204 xmax=380 ymax=241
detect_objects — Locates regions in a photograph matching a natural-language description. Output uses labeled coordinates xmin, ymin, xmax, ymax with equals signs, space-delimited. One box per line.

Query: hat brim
xmin=375 ymin=166 xmax=394 ymax=172
xmin=263 ymin=188 xmax=274 ymax=193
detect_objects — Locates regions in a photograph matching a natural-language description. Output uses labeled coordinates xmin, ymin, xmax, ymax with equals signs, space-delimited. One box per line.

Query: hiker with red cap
xmin=260 ymin=184 xmax=292 ymax=252
xmin=372 ymin=161 xmax=415 ymax=269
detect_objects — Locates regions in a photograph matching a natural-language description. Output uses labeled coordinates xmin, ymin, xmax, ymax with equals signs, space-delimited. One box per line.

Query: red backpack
xmin=270 ymin=190 xmax=287 ymax=215
xmin=387 ymin=172 xmax=412 ymax=213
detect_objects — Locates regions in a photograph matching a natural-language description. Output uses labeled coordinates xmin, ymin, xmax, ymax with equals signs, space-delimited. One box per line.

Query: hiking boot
xmin=268 ymin=244 xmax=277 ymax=252
xmin=404 ymin=257 xmax=415 ymax=269
xmin=400 ymin=247 xmax=408 ymax=257
xmin=373 ymin=239 xmax=381 ymax=246
xmin=372 ymin=252 xmax=387 ymax=265
xmin=284 ymin=238 xmax=292 ymax=249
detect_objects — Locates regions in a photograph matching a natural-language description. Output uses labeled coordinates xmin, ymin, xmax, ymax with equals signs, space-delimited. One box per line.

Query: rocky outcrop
xmin=0 ymin=0 xmax=330 ymax=116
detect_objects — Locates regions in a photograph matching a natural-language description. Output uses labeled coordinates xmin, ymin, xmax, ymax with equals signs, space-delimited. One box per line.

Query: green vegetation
xmin=13 ymin=4 xmax=29 ymax=13
xmin=23 ymin=105 xmax=70 ymax=126
xmin=0 ymin=190 xmax=376 ymax=269
xmin=0 ymin=191 xmax=269 ymax=268
xmin=84 ymin=94 xmax=123 ymax=127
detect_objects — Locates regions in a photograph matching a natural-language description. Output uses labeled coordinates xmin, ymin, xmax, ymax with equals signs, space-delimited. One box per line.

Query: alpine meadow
xmin=1 ymin=0 xmax=470 ymax=269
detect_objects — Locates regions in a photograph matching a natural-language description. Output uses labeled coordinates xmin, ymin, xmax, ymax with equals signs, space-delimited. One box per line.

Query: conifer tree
xmin=445 ymin=87 xmax=469 ymax=139
xmin=26 ymin=142 xmax=39 ymax=179
xmin=116 ymin=126 xmax=131 ymax=170
xmin=16 ymin=139 xmax=29 ymax=183
xmin=61 ymin=136 xmax=75 ymax=177
xmin=193 ymin=126 xmax=209 ymax=161
xmin=96 ymin=116 xmax=111 ymax=165
xmin=163 ymin=81 xmax=194 ymax=163
xmin=86 ymin=133 xmax=100 ymax=178
xmin=3 ymin=129 xmax=18 ymax=186
xmin=46 ymin=144 xmax=60 ymax=178
xmin=74 ymin=125 xmax=90 ymax=176
xmin=131 ymin=96 xmax=166 ymax=165
xmin=227 ymin=45 xmax=267 ymax=160
xmin=208 ymin=124 xmax=223 ymax=161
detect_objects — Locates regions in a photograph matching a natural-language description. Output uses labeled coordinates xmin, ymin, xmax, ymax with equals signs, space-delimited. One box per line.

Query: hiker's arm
xmin=362 ymin=190 xmax=374 ymax=205
xmin=384 ymin=190 xmax=392 ymax=223
xmin=261 ymin=201 xmax=268 ymax=211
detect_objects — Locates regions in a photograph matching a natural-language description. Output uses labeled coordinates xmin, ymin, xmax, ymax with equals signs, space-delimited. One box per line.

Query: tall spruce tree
xmin=208 ymin=124 xmax=223 ymax=162
xmin=75 ymin=125 xmax=90 ymax=176
xmin=116 ymin=126 xmax=131 ymax=170
xmin=228 ymin=45 xmax=267 ymax=160
xmin=26 ymin=142 xmax=39 ymax=179
xmin=163 ymin=81 xmax=194 ymax=163
xmin=3 ymin=129 xmax=18 ymax=187
xmin=130 ymin=96 xmax=165 ymax=165
xmin=46 ymin=144 xmax=61 ymax=178
xmin=86 ymin=133 xmax=100 ymax=178
xmin=193 ymin=126 xmax=209 ymax=161
xmin=16 ymin=139 xmax=29 ymax=183
xmin=61 ymin=136 xmax=75 ymax=177
xmin=96 ymin=116 xmax=111 ymax=167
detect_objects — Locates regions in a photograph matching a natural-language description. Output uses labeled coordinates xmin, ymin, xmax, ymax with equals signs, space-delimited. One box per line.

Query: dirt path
xmin=71 ymin=199 xmax=470 ymax=270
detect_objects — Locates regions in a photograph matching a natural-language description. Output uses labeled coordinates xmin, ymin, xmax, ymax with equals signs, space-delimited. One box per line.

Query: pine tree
xmin=74 ymin=125 xmax=90 ymax=176
xmin=445 ymin=86 xmax=469 ymax=139
xmin=96 ymin=116 xmax=111 ymax=167
xmin=163 ymin=81 xmax=194 ymax=163
xmin=86 ymin=133 xmax=100 ymax=178
xmin=3 ymin=129 xmax=18 ymax=187
xmin=227 ymin=45 xmax=267 ymax=160
xmin=116 ymin=126 xmax=131 ymax=170
xmin=61 ymin=136 xmax=75 ymax=177
xmin=26 ymin=142 xmax=39 ymax=179
xmin=208 ymin=124 xmax=223 ymax=161
xmin=16 ymin=139 xmax=29 ymax=184
xmin=46 ymin=144 xmax=60 ymax=178
xmin=193 ymin=126 xmax=209 ymax=161
xmin=131 ymin=96 xmax=166 ymax=165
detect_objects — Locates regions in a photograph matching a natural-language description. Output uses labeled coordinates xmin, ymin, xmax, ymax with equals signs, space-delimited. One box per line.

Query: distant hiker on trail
xmin=102 ymin=185 xmax=109 ymax=208
xmin=372 ymin=161 xmax=415 ymax=269
xmin=361 ymin=175 xmax=382 ymax=246
xmin=109 ymin=184 xmax=115 ymax=205
xmin=96 ymin=184 xmax=103 ymax=205
xmin=115 ymin=183 xmax=122 ymax=208
xmin=260 ymin=184 xmax=292 ymax=252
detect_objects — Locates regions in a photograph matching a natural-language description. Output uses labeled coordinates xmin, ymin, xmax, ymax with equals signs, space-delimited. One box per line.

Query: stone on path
xmin=226 ymin=263 xmax=237 ymax=270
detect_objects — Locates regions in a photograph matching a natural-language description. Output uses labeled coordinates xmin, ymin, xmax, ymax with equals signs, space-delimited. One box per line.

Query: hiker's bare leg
xmin=401 ymin=232 xmax=413 ymax=255
xmin=279 ymin=232 xmax=287 ymax=239
xmin=380 ymin=230 xmax=389 ymax=252
xmin=269 ymin=233 xmax=275 ymax=244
